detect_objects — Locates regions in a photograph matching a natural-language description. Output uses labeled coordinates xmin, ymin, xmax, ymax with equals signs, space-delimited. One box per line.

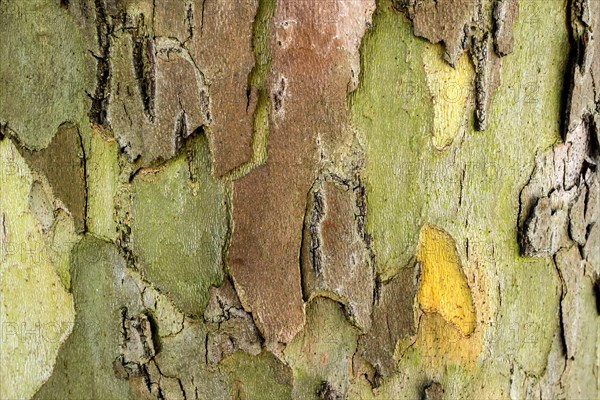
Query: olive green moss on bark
xmin=86 ymin=125 xmax=119 ymax=240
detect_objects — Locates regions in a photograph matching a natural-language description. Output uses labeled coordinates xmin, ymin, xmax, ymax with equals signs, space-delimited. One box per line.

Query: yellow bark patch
xmin=423 ymin=43 xmax=474 ymax=150
xmin=414 ymin=313 xmax=482 ymax=369
xmin=417 ymin=224 xmax=476 ymax=335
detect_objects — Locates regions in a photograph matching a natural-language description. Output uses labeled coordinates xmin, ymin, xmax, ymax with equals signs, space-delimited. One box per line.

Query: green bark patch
xmin=34 ymin=236 xmax=133 ymax=400
xmin=130 ymin=133 xmax=227 ymax=317
xmin=0 ymin=0 xmax=92 ymax=150
xmin=284 ymin=297 xmax=358 ymax=400
xmin=349 ymin=1 xmax=433 ymax=280
xmin=220 ymin=350 xmax=293 ymax=400
xmin=349 ymin=0 xmax=569 ymax=394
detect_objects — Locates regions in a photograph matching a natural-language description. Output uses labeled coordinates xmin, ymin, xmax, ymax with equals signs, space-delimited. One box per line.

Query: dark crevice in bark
xmin=587 ymin=113 xmax=600 ymax=159
xmin=200 ymin=0 xmax=206 ymax=35
xmin=272 ymin=77 xmax=286 ymax=113
xmin=458 ymin=166 xmax=466 ymax=208
xmin=353 ymin=178 xmax=378 ymax=310
xmin=309 ymin=186 xmax=325 ymax=276
xmin=115 ymin=310 xmax=194 ymax=399
xmin=561 ymin=0 xmax=578 ymax=138
xmin=422 ymin=381 xmax=445 ymax=400
xmin=562 ymin=0 xmax=596 ymax=137
xmin=471 ymin=31 xmax=493 ymax=131
xmin=317 ymin=381 xmax=343 ymax=400
xmin=144 ymin=310 xmax=163 ymax=354
xmin=552 ymin=254 xmax=570 ymax=359
xmin=131 ymin=17 xmax=156 ymax=123
xmin=173 ymin=111 xmax=189 ymax=152
xmin=372 ymin=274 xmax=383 ymax=305
xmin=186 ymin=2 xmax=194 ymax=41
xmin=76 ymin=125 xmax=89 ymax=234
xmin=594 ymin=278 xmax=600 ymax=315
xmin=90 ymin=0 xmax=112 ymax=126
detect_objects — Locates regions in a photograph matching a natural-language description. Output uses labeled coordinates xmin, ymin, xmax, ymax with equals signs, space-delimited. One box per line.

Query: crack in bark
xmin=309 ymin=186 xmax=326 ymax=276
xmin=131 ymin=16 xmax=156 ymax=123
xmin=89 ymin=0 xmax=112 ymax=126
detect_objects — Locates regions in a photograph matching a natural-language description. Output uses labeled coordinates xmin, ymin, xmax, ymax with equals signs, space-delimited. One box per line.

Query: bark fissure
xmin=89 ymin=0 xmax=112 ymax=126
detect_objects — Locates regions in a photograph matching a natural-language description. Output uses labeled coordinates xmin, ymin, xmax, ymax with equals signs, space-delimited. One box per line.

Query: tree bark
xmin=0 ymin=0 xmax=598 ymax=399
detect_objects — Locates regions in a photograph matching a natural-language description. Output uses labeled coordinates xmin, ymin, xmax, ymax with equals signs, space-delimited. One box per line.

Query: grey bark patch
xmin=471 ymin=32 xmax=501 ymax=131
xmin=519 ymin=121 xmax=596 ymax=257
xmin=521 ymin=196 xmax=571 ymax=256
xmin=570 ymin=184 xmax=587 ymax=245
xmin=318 ymin=381 xmax=343 ymax=400
xmin=120 ymin=313 xmax=157 ymax=366
xmin=204 ymin=278 xmax=244 ymax=323
xmin=18 ymin=122 xmax=87 ymax=233
xmin=554 ymin=244 xmax=599 ymax=395
xmin=585 ymin=165 xmax=599 ymax=225
xmin=518 ymin=0 xmax=599 ymax=396
xmin=356 ymin=267 xmax=419 ymax=381
xmin=493 ymin=0 xmax=518 ymax=56
xmin=423 ymin=381 xmax=444 ymax=400
xmin=204 ymin=279 xmax=262 ymax=364
xmin=394 ymin=0 xmax=476 ymax=67
xmin=109 ymin=32 xmax=210 ymax=167
xmin=300 ymin=176 xmax=374 ymax=332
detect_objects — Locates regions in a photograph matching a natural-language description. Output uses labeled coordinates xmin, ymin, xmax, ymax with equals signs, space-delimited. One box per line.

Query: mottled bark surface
xmin=0 ymin=0 xmax=598 ymax=399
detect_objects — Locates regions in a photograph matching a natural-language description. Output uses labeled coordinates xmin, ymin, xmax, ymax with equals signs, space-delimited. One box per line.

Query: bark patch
xmin=417 ymin=224 xmax=476 ymax=336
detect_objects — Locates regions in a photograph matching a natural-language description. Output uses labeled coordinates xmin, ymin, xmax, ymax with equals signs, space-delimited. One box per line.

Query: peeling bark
xmin=227 ymin=0 xmax=375 ymax=346
xmin=301 ymin=175 xmax=374 ymax=332
xmin=517 ymin=0 xmax=599 ymax=397
xmin=2 ymin=0 xmax=598 ymax=398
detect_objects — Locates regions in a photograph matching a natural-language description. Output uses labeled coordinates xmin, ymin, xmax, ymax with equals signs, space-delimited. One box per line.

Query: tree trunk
xmin=0 ymin=0 xmax=598 ymax=399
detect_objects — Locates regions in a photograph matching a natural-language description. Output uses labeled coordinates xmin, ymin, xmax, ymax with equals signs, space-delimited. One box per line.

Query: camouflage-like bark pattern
xmin=0 ymin=0 xmax=597 ymax=399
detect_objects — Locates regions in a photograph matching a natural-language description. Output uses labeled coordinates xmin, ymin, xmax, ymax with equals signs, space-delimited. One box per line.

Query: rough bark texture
xmin=0 ymin=0 xmax=598 ymax=399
